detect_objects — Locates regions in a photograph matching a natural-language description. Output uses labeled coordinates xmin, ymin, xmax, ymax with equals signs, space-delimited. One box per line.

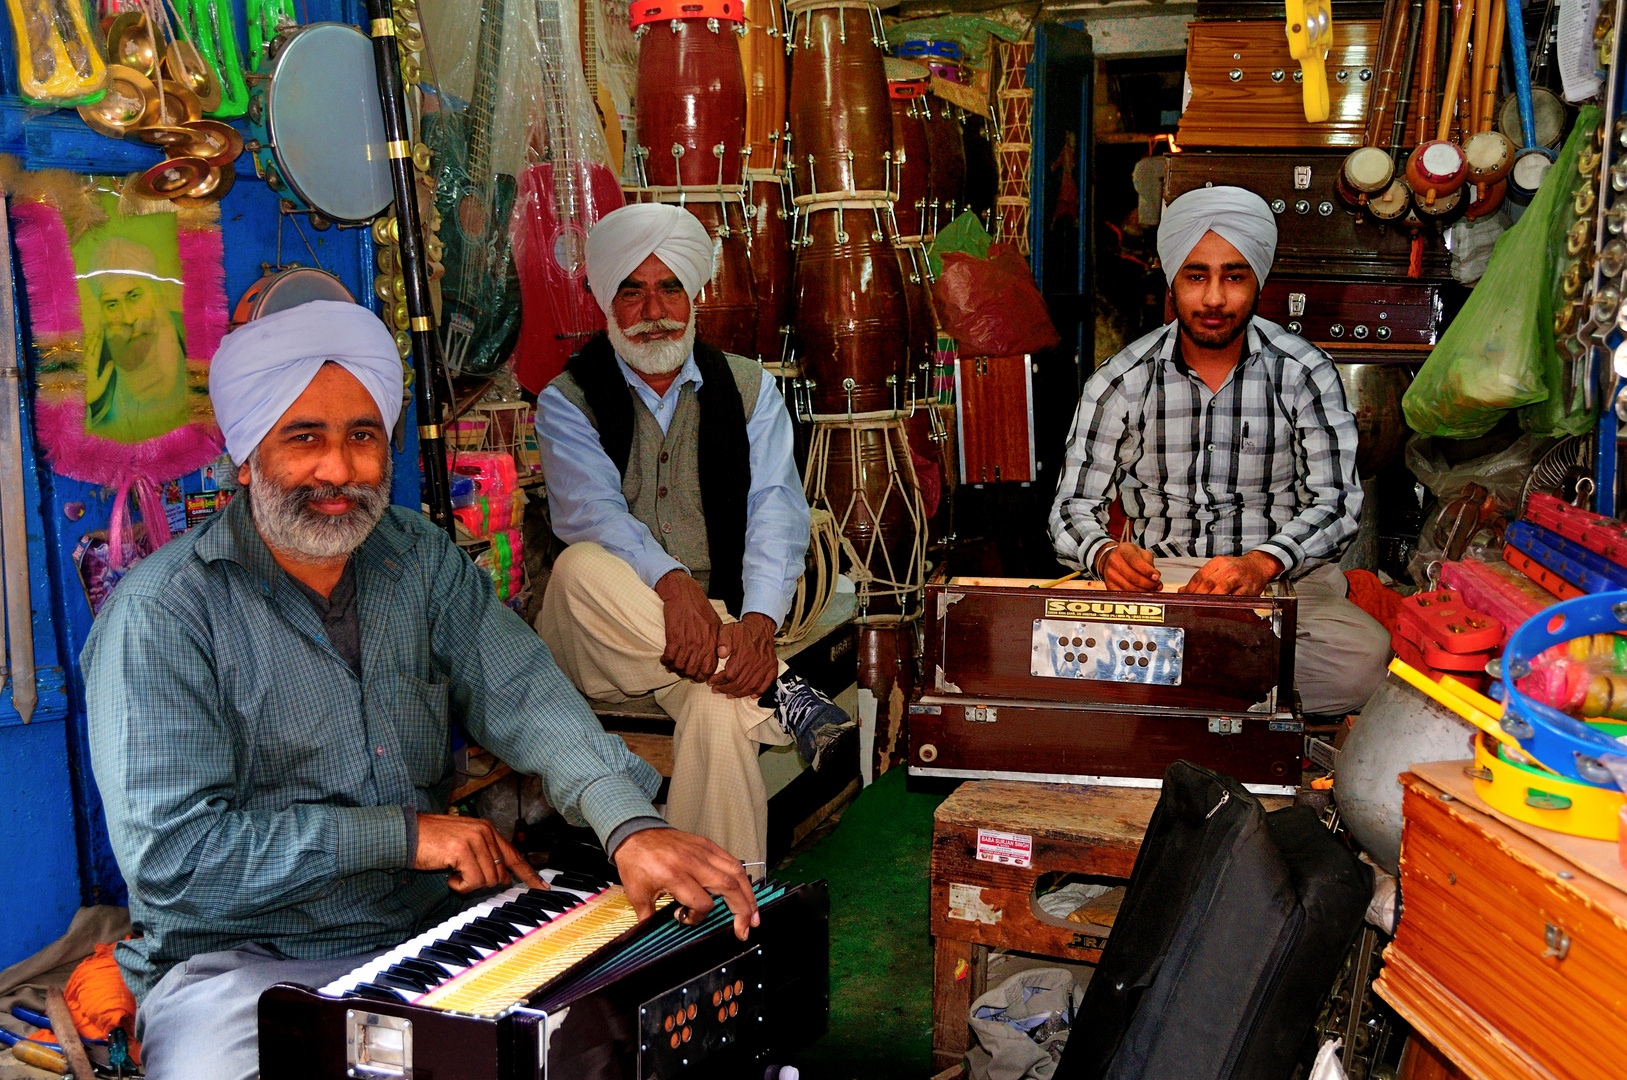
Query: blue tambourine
xmin=1501 ymin=591 xmax=1627 ymax=789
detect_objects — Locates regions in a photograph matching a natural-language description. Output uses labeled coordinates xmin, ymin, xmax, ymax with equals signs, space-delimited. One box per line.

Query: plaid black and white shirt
xmin=1049 ymin=317 xmax=1362 ymax=580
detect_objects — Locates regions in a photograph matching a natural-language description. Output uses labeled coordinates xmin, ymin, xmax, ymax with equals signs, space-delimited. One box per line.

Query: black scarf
xmin=565 ymin=333 xmax=750 ymax=616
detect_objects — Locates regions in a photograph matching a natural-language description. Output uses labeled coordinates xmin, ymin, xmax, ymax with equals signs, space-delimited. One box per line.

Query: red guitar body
xmin=510 ymin=159 xmax=625 ymax=393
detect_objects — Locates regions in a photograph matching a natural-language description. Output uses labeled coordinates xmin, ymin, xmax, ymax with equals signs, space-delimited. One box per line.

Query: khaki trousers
xmin=1155 ymin=559 xmax=1391 ymax=716
xmin=536 ymin=542 xmax=790 ymax=868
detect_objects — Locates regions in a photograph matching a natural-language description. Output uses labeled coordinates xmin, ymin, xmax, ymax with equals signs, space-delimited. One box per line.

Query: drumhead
xmin=1344 ymin=146 xmax=1393 ymax=191
xmin=1464 ymin=131 xmax=1512 ymax=169
xmin=1498 ymin=88 xmax=1566 ymax=148
xmin=265 ymin=23 xmax=392 ymax=223
xmin=232 ymin=267 xmax=356 ymax=327
xmin=1419 ymin=141 xmax=1466 ymax=178
xmin=1511 ymin=149 xmax=1553 ymax=193
xmin=1368 ymin=179 xmax=1410 ymax=219
xmin=885 ymin=57 xmax=931 ymax=84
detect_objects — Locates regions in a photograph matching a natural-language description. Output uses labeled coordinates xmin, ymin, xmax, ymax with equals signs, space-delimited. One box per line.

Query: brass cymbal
xmin=78 ymin=65 xmax=160 ymax=138
xmin=175 ymin=119 xmax=242 ymax=166
xmin=156 ymin=80 xmax=203 ymax=124
xmin=106 ymin=11 xmax=158 ymax=78
xmin=172 ymin=161 xmax=236 ymax=207
xmin=136 ymin=124 xmax=197 ymax=148
xmin=129 ymin=156 xmax=205 ymax=201
xmin=164 ymin=40 xmax=222 ymax=113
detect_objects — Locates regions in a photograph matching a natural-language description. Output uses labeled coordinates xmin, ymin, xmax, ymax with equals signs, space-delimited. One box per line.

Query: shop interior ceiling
xmin=896 ymin=0 xmax=1196 ymax=24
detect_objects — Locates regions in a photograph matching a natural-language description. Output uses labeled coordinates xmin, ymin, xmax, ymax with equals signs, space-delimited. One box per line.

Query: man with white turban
xmin=83 ymin=300 xmax=763 ymax=1080
xmin=535 ymin=203 xmax=852 ymax=871
xmin=1048 ymin=186 xmax=1389 ymax=716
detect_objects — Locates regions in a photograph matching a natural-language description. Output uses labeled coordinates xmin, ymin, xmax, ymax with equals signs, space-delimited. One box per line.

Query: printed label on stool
xmin=947 ymin=883 xmax=1003 ymax=925
xmin=976 ymin=829 xmax=1032 ymax=868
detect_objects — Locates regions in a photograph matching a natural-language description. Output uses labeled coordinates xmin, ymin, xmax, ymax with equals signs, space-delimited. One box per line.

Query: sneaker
xmin=766 ymin=670 xmax=856 ymax=772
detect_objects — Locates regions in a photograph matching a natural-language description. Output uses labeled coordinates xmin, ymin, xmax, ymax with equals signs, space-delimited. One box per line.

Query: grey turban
xmin=1157 ymin=186 xmax=1278 ymax=286
xmin=585 ymin=204 xmax=714 ymax=316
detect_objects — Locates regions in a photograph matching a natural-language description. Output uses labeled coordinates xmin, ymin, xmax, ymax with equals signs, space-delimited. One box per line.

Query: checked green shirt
xmin=84 ymin=494 xmax=662 ymax=1001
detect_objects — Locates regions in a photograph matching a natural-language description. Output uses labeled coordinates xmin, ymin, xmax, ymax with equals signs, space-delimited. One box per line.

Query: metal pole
xmin=0 ymin=199 xmax=36 ymax=723
xmin=365 ymin=0 xmax=455 ymax=535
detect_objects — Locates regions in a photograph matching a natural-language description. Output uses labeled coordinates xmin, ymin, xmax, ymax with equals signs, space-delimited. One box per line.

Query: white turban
xmin=585 ymin=204 xmax=714 ymax=316
xmin=1158 ymin=186 xmax=1278 ymax=287
xmin=208 ymin=300 xmax=403 ymax=464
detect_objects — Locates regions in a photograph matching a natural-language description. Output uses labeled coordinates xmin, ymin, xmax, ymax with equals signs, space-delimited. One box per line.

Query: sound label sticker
xmin=976 ymin=829 xmax=1032 ymax=868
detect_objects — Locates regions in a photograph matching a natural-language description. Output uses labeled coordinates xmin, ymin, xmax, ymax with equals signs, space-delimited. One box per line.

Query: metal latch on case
xmin=965 ymin=706 xmax=998 ymax=723
xmin=1208 ymin=718 xmax=1243 ymax=735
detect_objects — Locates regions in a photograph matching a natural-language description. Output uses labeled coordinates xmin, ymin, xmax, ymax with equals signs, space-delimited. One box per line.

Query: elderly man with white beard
xmin=535 ymin=203 xmax=853 ymax=871
xmin=83 ymin=300 xmax=763 ymax=1080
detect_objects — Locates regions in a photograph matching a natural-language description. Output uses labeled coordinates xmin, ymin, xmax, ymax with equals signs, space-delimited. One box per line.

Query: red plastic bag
xmin=931 ymin=243 xmax=1061 ymax=358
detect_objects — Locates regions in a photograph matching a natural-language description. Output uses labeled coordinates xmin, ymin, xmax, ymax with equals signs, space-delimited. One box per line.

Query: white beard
xmin=607 ymin=310 xmax=697 ymax=375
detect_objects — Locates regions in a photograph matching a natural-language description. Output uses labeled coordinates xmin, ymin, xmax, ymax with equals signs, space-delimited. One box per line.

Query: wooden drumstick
xmin=1437 ymin=0 xmax=1477 ymax=143
xmin=1479 ymin=0 xmax=1505 ymax=133
xmin=1415 ymin=0 xmax=1440 ymax=144
xmin=1366 ymin=0 xmax=1411 ymax=148
xmin=1470 ymin=0 xmax=1490 ymax=132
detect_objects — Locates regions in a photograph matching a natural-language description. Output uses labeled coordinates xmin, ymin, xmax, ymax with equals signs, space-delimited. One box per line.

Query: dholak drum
xmin=629 ymin=187 xmax=759 ymax=358
xmin=791 ymin=198 xmax=910 ymax=417
xmin=803 ymin=418 xmax=925 ymax=620
xmin=887 ymin=58 xmax=933 ymax=239
xmin=739 ymin=0 xmax=788 ymax=171
xmin=633 ymin=3 xmax=748 ymax=188
xmin=231 ymin=266 xmax=355 ymax=328
xmin=785 ymin=0 xmax=892 ymax=197
xmin=746 ymin=169 xmax=794 ymax=362
xmin=1464 ymin=129 xmax=1515 ymax=184
xmin=923 ymin=93 xmax=966 ymax=233
xmin=893 ymin=238 xmax=937 ymax=379
xmin=776 ymin=507 xmax=840 ymax=644
xmin=247 ymin=22 xmax=392 ymax=223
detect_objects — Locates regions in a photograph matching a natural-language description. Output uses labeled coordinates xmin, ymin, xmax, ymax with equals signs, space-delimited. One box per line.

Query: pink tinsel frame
xmin=11 ymin=198 xmax=227 ymax=557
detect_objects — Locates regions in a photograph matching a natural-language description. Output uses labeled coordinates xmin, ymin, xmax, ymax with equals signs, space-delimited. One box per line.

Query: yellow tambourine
xmin=1472 ymin=730 xmax=1627 ymax=841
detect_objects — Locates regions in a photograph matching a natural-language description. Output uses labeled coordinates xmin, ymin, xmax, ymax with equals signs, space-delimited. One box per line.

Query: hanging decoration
xmin=4 ymin=162 xmax=226 ymax=564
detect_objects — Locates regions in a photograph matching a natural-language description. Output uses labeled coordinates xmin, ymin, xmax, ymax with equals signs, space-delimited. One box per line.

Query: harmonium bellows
xmin=1163 ymin=152 xmax=1452 ymax=280
xmin=1178 ymin=20 xmax=1381 ymax=149
xmin=258 ymin=871 xmax=829 ymax=1080
xmin=909 ymin=580 xmax=1303 ymax=795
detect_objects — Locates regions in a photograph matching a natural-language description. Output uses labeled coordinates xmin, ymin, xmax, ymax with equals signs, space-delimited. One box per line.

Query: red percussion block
xmin=634 ymin=15 xmax=748 ymax=188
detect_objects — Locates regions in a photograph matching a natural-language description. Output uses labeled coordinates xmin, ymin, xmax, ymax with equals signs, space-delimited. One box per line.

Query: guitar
xmin=426 ymin=0 xmax=523 ymax=376
xmin=510 ymin=0 xmax=624 ymax=393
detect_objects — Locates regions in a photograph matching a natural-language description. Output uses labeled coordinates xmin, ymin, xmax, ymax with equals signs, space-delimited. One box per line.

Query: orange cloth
xmin=1345 ymin=569 xmax=1402 ymax=632
xmin=64 ymin=943 xmax=136 ymax=1041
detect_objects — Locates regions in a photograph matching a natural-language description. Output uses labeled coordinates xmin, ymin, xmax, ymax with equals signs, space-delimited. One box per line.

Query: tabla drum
xmin=745 ymin=170 xmax=794 ymax=363
xmin=922 ymin=93 xmax=966 ymax=234
xmin=1405 ymin=139 xmax=1468 ymax=206
xmin=785 ymin=0 xmax=893 ymax=197
xmin=887 ymin=58 xmax=932 ymax=239
xmin=231 ymin=266 xmax=356 ymax=328
xmin=776 ymin=507 xmax=840 ymax=644
xmin=791 ymin=198 xmax=909 ymax=417
xmin=1464 ymin=129 xmax=1515 ymax=184
xmin=630 ymin=186 xmax=759 ymax=358
xmin=633 ymin=5 xmax=748 ymax=188
xmin=739 ymin=0 xmax=788 ymax=171
xmin=247 ymin=22 xmax=392 ymax=224
xmin=1341 ymin=145 xmax=1394 ymax=195
xmin=1498 ymin=87 xmax=1566 ymax=149
xmin=893 ymin=238 xmax=937 ymax=380
xmin=1367 ymin=178 xmax=1411 ymax=221
xmin=803 ymin=418 xmax=925 ymax=620
xmin=1508 ymin=146 xmax=1556 ymax=205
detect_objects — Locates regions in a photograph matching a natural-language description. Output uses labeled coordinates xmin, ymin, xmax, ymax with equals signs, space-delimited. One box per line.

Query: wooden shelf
xmin=451 ymin=763 xmax=512 ymax=803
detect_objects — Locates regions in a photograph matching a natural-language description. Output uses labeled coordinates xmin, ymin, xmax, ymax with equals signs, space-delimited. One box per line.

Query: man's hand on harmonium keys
xmin=614 ymin=827 xmax=761 ymax=942
xmin=415 ymin=812 xmax=548 ymax=893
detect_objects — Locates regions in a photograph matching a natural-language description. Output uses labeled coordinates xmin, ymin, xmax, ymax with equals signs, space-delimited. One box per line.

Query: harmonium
xmin=908 ymin=579 xmax=1303 ymax=795
xmin=259 ymin=871 xmax=828 ymax=1080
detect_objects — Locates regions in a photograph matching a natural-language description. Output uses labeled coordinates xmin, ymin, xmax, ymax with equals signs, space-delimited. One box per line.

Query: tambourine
xmin=1499 ymin=591 xmax=1627 ymax=789
xmin=1472 ymin=733 xmax=1626 ymax=840
xmin=231 ymin=266 xmax=357 ymax=328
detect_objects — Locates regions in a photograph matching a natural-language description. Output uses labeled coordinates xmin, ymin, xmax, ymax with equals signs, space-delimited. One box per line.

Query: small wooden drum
xmin=740 ymin=0 xmax=788 ymax=172
xmin=1410 ymin=183 xmax=1463 ymax=223
xmin=887 ymin=57 xmax=933 ymax=239
xmin=1464 ymin=129 xmax=1515 ymax=184
xmin=633 ymin=11 xmax=748 ymax=188
xmin=791 ymin=198 xmax=910 ymax=417
xmin=803 ymin=418 xmax=925 ymax=621
xmin=232 ymin=266 xmax=355 ymax=328
xmin=1367 ymin=178 xmax=1412 ymax=221
xmin=1405 ymin=139 xmax=1469 ymax=206
xmin=1464 ymin=179 xmax=1508 ymax=220
xmin=1497 ymin=87 xmax=1566 ymax=149
xmin=746 ymin=169 xmax=794 ymax=363
xmin=776 ymin=507 xmax=840 ymax=644
xmin=1341 ymin=146 xmax=1394 ymax=195
xmin=1508 ymin=146 xmax=1555 ymax=205
xmin=785 ymin=0 xmax=893 ymax=197
xmin=626 ymin=186 xmax=759 ymax=358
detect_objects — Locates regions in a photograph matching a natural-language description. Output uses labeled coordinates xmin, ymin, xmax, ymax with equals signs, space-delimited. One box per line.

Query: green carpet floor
xmin=778 ymin=767 xmax=948 ymax=1077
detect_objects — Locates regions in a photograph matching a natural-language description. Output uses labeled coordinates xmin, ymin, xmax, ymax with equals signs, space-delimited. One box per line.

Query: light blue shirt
xmin=537 ymin=352 xmax=810 ymax=625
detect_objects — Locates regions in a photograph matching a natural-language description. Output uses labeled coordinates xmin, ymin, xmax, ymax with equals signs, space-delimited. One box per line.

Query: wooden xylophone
xmin=259 ymin=870 xmax=829 ymax=1080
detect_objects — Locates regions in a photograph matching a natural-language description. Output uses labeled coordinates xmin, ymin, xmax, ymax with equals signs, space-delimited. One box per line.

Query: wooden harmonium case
xmin=1257 ymin=277 xmax=1443 ymax=354
xmin=909 ymin=579 xmax=1303 ymax=794
xmin=1179 ymin=20 xmax=1379 ymax=149
xmin=1163 ymin=152 xmax=1451 ymax=280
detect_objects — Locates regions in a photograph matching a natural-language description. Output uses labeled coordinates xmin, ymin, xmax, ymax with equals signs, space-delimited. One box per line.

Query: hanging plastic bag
xmin=927 ymin=209 xmax=993 ymax=278
xmin=1402 ymin=106 xmax=1599 ymax=438
xmin=5 ymin=0 xmax=107 ymax=106
xmin=933 ymin=244 xmax=1061 ymax=358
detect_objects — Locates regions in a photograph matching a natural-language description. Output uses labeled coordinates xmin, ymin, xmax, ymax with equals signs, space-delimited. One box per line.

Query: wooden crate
xmin=1374 ymin=762 xmax=1627 ymax=1080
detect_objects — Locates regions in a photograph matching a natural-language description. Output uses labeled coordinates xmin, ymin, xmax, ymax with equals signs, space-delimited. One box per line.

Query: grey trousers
xmin=1155 ymin=559 xmax=1390 ymax=716
xmin=136 ymin=944 xmax=385 ymax=1080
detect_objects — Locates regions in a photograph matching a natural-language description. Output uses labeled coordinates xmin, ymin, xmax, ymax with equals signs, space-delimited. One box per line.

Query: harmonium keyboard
xmin=908 ymin=579 xmax=1303 ymax=795
xmin=259 ymin=870 xmax=829 ymax=1080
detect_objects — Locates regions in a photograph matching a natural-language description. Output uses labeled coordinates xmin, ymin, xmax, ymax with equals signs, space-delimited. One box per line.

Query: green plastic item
xmin=1403 ymin=105 xmax=1601 ymax=439
xmin=925 ymin=210 xmax=992 ymax=279
xmin=176 ymin=0 xmax=250 ymax=117
xmin=246 ymin=0 xmax=297 ymax=73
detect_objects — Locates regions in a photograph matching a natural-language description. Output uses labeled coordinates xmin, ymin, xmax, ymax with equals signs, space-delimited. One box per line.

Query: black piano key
xmin=349 ymin=983 xmax=408 ymax=1004
xmin=469 ymin=917 xmax=520 ymax=943
xmin=550 ymin=871 xmax=609 ymax=893
xmin=422 ymin=941 xmax=480 ymax=967
xmin=381 ymin=965 xmax=434 ymax=992
xmin=394 ymin=957 xmax=451 ymax=982
xmin=519 ymin=889 xmax=576 ymax=914
xmin=375 ymin=971 xmax=430 ymax=995
xmin=449 ymin=927 xmax=502 ymax=951
xmin=491 ymin=902 xmax=546 ymax=928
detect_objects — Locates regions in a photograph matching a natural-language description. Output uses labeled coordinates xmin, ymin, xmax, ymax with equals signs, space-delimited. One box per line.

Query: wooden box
xmin=1373 ymin=763 xmax=1627 ymax=1080
xmin=1179 ymin=20 xmax=1380 ymax=149
xmin=1256 ymin=277 xmax=1444 ymax=352
xmin=954 ymin=354 xmax=1035 ymax=485
xmin=1163 ymin=152 xmax=1451 ymax=280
